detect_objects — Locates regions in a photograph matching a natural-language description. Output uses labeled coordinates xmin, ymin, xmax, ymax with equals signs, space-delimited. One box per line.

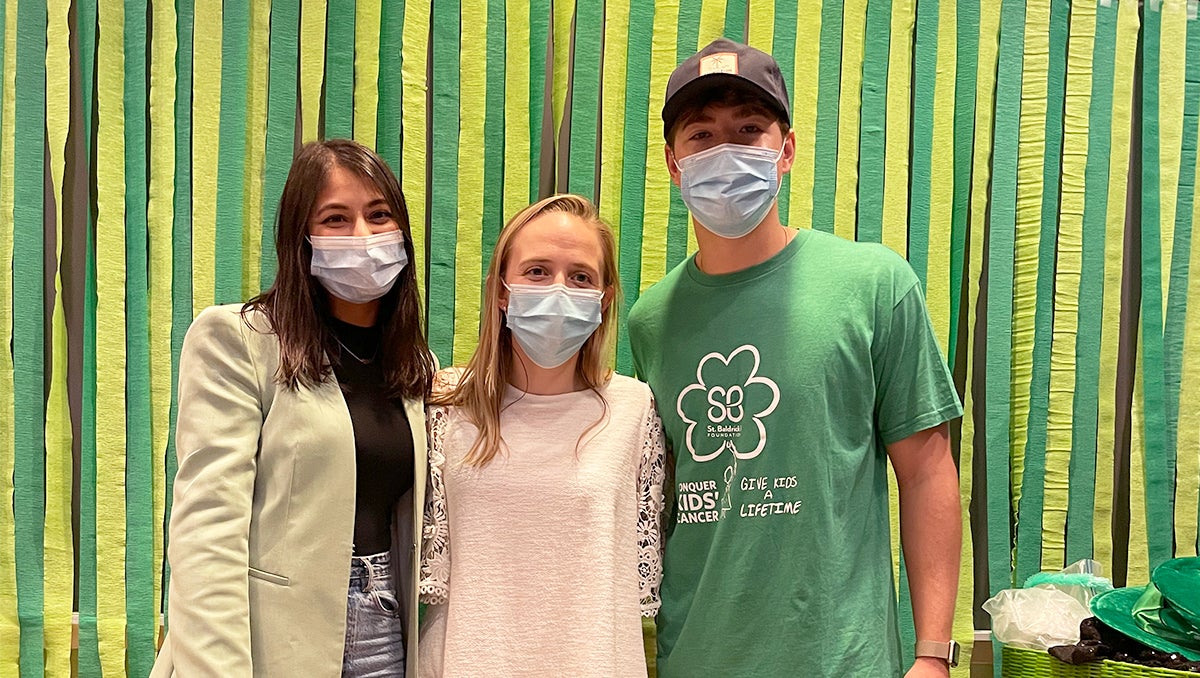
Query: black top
xmin=328 ymin=317 xmax=415 ymax=555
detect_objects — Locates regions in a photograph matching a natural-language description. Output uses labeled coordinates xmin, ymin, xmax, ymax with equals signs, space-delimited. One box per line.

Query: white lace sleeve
xmin=638 ymin=401 xmax=667 ymax=617
xmin=419 ymin=405 xmax=451 ymax=605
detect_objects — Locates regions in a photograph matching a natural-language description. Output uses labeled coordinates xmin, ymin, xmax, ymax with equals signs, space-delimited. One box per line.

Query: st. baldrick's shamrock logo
xmin=676 ymin=345 xmax=780 ymax=462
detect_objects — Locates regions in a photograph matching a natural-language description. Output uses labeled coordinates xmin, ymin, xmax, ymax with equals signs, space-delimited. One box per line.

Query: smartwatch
xmin=914 ymin=639 xmax=960 ymax=668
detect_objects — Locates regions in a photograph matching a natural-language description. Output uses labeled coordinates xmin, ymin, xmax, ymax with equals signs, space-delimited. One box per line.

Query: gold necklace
xmin=335 ymin=336 xmax=377 ymax=364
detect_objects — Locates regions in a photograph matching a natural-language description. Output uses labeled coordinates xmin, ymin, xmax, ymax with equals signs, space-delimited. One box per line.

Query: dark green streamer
xmin=428 ymin=0 xmax=460 ymax=363
xmin=1139 ymin=3 xmax=1174 ymax=571
xmin=908 ymin=0 xmax=938 ymax=286
xmin=1066 ymin=0 xmax=1119 ymax=563
xmin=13 ymin=0 xmax=47 ymax=674
xmin=214 ymin=0 xmax=249 ymax=303
xmin=262 ymin=0 xmax=301 ymax=288
xmin=567 ymin=0 xmax=600 ymax=198
xmin=615 ymin=0 xmax=654 ymax=375
xmin=123 ymin=0 xmax=156 ymax=672
xmin=376 ymin=0 xmax=404 ymax=169
xmin=987 ymin=0 xmax=1025 ymax=604
xmin=949 ymin=0 xmax=980 ymax=367
xmin=855 ymin=0 xmax=891 ymax=244
xmin=324 ymin=0 xmax=356 ymax=138
xmin=481 ymin=0 xmax=506 ymax=272
xmin=811 ymin=0 xmax=842 ymax=233
xmin=529 ymin=0 xmax=550 ymax=198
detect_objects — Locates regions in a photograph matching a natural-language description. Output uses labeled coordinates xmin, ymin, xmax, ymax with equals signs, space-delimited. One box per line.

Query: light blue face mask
xmin=677 ymin=143 xmax=784 ymax=239
xmin=504 ymin=282 xmax=603 ymax=369
xmin=310 ymin=231 xmax=408 ymax=303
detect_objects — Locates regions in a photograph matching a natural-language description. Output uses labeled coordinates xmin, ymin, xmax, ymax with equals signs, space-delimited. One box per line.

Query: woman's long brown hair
xmin=242 ymin=139 xmax=434 ymax=400
xmin=431 ymin=194 xmax=621 ymax=466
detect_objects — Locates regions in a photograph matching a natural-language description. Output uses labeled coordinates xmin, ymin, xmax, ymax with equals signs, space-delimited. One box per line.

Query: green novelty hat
xmin=1090 ymin=557 xmax=1200 ymax=661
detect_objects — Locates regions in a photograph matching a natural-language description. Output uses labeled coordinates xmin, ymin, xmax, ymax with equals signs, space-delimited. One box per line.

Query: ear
xmin=601 ymin=285 xmax=615 ymax=314
xmin=665 ymin=145 xmax=682 ymax=189
xmin=495 ymin=276 xmax=510 ymax=312
xmin=778 ymin=130 xmax=796 ymax=176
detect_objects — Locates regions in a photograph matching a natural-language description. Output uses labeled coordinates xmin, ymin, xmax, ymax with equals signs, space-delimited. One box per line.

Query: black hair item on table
xmin=1048 ymin=618 xmax=1200 ymax=672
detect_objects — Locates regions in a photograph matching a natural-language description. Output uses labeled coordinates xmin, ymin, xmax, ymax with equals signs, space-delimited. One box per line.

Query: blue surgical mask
xmin=504 ymin=283 xmax=603 ymax=369
xmin=677 ymin=143 xmax=784 ymax=239
xmin=309 ymin=231 xmax=408 ymax=303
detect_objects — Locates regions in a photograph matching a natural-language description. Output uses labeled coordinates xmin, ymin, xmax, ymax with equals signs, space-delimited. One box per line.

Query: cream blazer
xmin=151 ymin=304 xmax=427 ymax=677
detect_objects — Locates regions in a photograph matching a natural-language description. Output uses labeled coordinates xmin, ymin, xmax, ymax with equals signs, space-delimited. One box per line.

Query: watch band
xmin=914 ymin=639 xmax=960 ymax=668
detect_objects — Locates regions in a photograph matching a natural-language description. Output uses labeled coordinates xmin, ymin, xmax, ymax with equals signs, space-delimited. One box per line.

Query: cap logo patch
xmin=699 ymin=53 xmax=738 ymax=75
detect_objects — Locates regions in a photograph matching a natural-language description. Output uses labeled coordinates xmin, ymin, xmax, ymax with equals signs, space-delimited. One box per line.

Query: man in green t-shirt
xmin=627 ymin=38 xmax=964 ymax=678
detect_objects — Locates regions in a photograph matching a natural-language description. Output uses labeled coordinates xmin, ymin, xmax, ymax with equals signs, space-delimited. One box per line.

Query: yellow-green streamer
xmin=598 ymin=0 xmax=630 ymax=234
xmin=926 ymin=0 xmax=955 ymax=352
xmin=503 ymin=0 xmax=531 ymax=222
xmin=834 ymin=0 xmax=865 ymax=242
xmin=1010 ymin=0 xmax=1051 ymax=508
xmin=552 ymin=0 xmax=571 ymax=152
xmin=0 ymin=1 xmax=18 ymax=673
xmin=1094 ymin=0 xmax=1139 ymax=576
xmin=787 ymin=0 xmax=820 ymax=231
xmin=97 ymin=0 xmax=129 ymax=671
xmin=354 ymin=0 xmax=382 ymax=147
xmin=881 ymin=0 xmax=912 ymax=256
xmin=453 ymin=0 xmax=487 ymax=364
xmin=242 ymin=0 xmax=270 ymax=299
xmin=301 ymin=0 xmax=326 ymax=142
xmin=148 ymin=0 xmax=178 ymax=631
xmin=192 ymin=0 xmax=221 ymax=315
xmin=746 ymin=0 xmax=774 ymax=52
xmin=638 ymin=0 xmax=678 ymax=294
xmin=401 ymin=0 xmax=429 ymax=307
xmin=1158 ymin=4 xmax=1186 ymax=306
xmin=1130 ymin=325 xmax=1150 ymax=583
xmin=43 ymin=0 xmax=73 ymax=672
xmin=1177 ymin=121 xmax=1200 ymax=556
xmin=1041 ymin=0 xmax=1095 ymax=570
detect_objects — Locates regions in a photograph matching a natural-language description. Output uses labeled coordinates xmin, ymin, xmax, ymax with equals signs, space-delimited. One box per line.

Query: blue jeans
xmin=342 ymin=552 xmax=406 ymax=677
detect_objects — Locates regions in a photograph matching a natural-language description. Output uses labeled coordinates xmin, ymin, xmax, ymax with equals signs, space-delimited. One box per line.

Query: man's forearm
xmin=898 ymin=454 xmax=962 ymax=642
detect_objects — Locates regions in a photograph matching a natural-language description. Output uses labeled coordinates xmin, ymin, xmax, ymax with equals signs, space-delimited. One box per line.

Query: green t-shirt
xmin=628 ymin=228 xmax=962 ymax=678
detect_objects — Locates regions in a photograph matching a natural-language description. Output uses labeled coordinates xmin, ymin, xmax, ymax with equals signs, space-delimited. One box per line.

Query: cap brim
xmin=1154 ymin=557 xmax=1200 ymax=629
xmin=662 ymin=74 xmax=789 ymax=140
xmin=1091 ymin=587 xmax=1200 ymax=660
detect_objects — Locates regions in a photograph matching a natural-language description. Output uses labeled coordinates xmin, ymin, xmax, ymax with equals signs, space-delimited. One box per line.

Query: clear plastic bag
xmin=983 ymin=559 xmax=1113 ymax=651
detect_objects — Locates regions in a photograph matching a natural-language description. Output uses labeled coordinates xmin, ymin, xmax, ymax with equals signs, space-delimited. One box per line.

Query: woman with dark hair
xmin=151 ymin=139 xmax=435 ymax=677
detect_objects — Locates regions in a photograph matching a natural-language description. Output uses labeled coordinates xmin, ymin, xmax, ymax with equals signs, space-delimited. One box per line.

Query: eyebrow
xmin=517 ymin=257 xmax=600 ymax=275
xmin=681 ymin=105 xmax=772 ymax=129
xmin=314 ymin=198 xmax=390 ymax=215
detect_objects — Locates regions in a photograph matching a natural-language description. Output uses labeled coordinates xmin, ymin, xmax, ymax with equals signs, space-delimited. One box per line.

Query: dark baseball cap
xmin=662 ymin=38 xmax=791 ymax=141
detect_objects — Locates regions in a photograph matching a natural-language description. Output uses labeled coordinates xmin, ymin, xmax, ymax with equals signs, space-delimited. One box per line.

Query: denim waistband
xmin=349 ymin=551 xmax=391 ymax=585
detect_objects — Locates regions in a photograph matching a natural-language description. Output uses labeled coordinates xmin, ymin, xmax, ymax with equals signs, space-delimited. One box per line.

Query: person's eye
xmin=370 ymin=210 xmax=394 ymax=222
xmin=570 ymin=272 xmax=594 ymax=286
xmin=322 ymin=214 xmax=348 ymax=225
xmin=689 ymin=130 xmax=710 ymax=141
xmin=526 ymin=266 xmax=548 ymax=278
xmin=740 ymin=124 xmax=763 ymax=134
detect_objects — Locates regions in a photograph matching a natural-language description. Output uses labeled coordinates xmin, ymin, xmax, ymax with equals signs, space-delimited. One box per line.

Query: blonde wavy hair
xmin=432 ymin=194 xmax=621 ymax=466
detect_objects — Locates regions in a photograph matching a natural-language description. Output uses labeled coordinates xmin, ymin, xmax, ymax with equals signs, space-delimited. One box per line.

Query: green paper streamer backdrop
xmin=1 ymin=2 xmax=1199 ymax=676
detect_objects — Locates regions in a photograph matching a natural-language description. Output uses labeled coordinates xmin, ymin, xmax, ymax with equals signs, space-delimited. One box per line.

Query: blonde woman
xmin=417 ymin=195 xmax=665 ymax=676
